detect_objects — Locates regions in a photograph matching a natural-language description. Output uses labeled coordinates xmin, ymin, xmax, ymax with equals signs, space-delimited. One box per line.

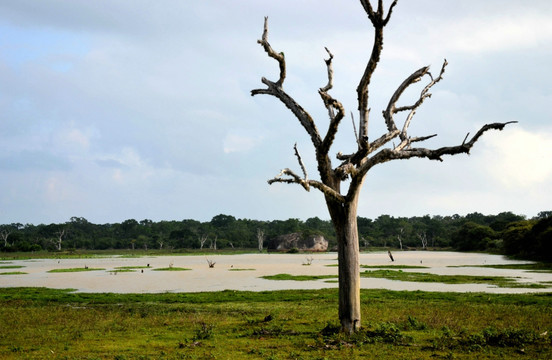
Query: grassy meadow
xmin=0 ymin=287 xmax=550 ymax=359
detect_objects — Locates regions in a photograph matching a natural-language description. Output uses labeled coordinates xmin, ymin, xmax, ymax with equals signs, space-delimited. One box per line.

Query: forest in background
xmin=1 ymin=211 xmax=550 ymax=262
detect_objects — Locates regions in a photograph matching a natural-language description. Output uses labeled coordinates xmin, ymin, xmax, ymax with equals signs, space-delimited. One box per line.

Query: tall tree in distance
xmin=251 ymin=0 xmax=515 ymax=333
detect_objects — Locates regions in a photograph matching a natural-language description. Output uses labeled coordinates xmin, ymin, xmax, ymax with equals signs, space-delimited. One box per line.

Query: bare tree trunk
xmin=418 ymin=232 xmax=428 ymax=250
xmin=56 ymin=229 xmax=65 ymax=251
xmin=1 ymin=230 xmax=10 ymax=247
xmin=257 ymin=229 xmax=265 ymax=252
xmin=328 ymin=197 xmax=361 ymax=334
xmin=397 ymin=228 xmax=404 ymax=250
xmin=199 ymin=235 xmax=208 ymax=250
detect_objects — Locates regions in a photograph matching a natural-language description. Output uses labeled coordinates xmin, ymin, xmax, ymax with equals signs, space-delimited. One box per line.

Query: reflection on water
xmin=0 ymin=252 xmax=550 ymax=294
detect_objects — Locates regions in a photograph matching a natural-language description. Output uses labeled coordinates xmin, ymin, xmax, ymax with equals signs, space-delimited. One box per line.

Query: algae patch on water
xmin=48 ymin=268 xmax=105 ymax=273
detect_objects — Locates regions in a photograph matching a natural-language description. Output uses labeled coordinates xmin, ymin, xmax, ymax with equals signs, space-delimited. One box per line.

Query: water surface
xmin=1 ymin=252 xmax=549 ymax=294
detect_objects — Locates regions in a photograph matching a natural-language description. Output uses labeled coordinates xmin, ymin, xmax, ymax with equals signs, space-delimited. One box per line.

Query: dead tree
xmin=252 ymin=0 xmax=514 ymax=333
xmin=199 ymin=235 xmax=208 ymax=250
xmin=418 ymin=232 xmax=428 ymax=250
xmin=0 ymin=229 xmax=11 ymax=248
xmin=55 ymin=229 xmax=66 ymax=251
xmin=397 ymin=228 xmax=404 ymax=250
xmin=210 ymin=235 xmax=217 ymax=250
xmin=257 ymin=229 xmax=265 ymax=252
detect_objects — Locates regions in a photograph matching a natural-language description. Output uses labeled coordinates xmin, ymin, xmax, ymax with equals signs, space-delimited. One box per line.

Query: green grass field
xmin=0 ymin=288 xmax=550 ymax=359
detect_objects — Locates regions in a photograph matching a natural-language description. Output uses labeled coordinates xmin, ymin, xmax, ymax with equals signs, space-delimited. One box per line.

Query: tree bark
xmin=327 ymin=193 xmax=361 ymax=334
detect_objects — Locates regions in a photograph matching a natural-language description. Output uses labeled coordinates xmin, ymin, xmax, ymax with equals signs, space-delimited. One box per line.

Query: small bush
xmin=320 ymin=322 xmax=341 ymax=337
xmin=363 ymin=322 xmax=405 ymax=344
xmin=194 ymin=322 xmax=214 ymax=340
xmin=481 ymin=327 xmax=540 ymax=347
xmin=432 ymin=326 xmax=545 ymax=350
xmin=404 ymin=315 xmax=427 ymax=330
xmin=320 ymin=322 xmax=406 ymax=347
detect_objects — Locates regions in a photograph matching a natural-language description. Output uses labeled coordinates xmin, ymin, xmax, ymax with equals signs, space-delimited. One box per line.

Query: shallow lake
xmin=1 ymin=251 xmax=550 ymax=294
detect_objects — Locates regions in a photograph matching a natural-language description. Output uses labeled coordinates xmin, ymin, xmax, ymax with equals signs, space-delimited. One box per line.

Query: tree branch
xmin=398 ymin=60 xmax=447 ymax=141
xmin=268 ymin=169 xmax=345 ymax=203
xmin=361 ymin=121 xmax=517 ymax=173
xmin=357 ymin=0 xmax=397 ymax=150
xmin=319 ymin=47 xmax=345 ymax=155
xmin=383 ymin=66 xmax=429 ymax=134
xmin=350 ymin=112 xmax=360 ymax=147
xmin=294 ymin=143 xmax=308 ymax=182
xmin=257 ymin=17 xmax=285 ymax=86
xmin=251 ymin=18 xmax=323 ymax=149
xmin=320 ymin=47 xmax=334 ymax=93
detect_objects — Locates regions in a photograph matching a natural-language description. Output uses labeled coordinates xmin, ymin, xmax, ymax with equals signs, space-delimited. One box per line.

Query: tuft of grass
xmin=228 ymin=268 xmax=255 ymax=271
xmin=262 ymin=273 xmax=337 ymax=281
xmin=360 ymin=265 xmax=429 ymax=269
xmin=0 ymin=271 xmax=27 ymax=275
xmin=114 ymin=266 xmax=151 ymax=270
xmin=325 ymin=264 xmax=429 ymax=269
xmin=152 ymin=267 xmax=191 ymax=271
xmin=48 ymin=267 xmax=105 ymax=273
xmin=450 ymin=263 xmax=552 ymax=273
xmin=262 ymin=270 xmax=550 ymax=288
xmin=0 ymin=265 xmax=25 ymax=269
xmin=360 ymin=269 xmax=551 ymax=288
xmin=194 ymin=322 xmax=215 ymax=340
xmin=431 ymin=326 xmax=547 ymax=352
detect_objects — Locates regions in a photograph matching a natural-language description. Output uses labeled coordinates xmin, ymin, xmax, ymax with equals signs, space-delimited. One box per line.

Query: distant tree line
xmin=1 ymin=211 xmax=550 ymax=261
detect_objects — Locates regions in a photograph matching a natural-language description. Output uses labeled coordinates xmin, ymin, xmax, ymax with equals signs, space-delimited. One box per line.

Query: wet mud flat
xmin=1 ymin=252 xmax=549 ymax=294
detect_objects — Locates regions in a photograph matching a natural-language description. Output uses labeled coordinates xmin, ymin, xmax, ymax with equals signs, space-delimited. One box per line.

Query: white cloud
xmin=223 ymin=133 xmax=263 ymax=154
xmin=55 ymin=123 xmax=97 ymax=154
xmin=1 ymin=1 xmax=551 ymax=224
xmin=442 ymin=14 xmax=552 ymax=54
xmin=483 ymin=126 xmax=552 ymax=188
xmin=44 ymin=175 xmax=77 ymax=203
xmin=384 ymin=7 xmax=552 ymax=62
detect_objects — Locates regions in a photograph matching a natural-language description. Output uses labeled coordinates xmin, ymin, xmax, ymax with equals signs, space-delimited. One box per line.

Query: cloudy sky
xmin=1 ymin=0 xmax=551 ymax=225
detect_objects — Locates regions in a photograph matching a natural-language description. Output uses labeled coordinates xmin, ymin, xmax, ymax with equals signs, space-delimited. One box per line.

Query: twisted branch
xmin=361 ymin=121 xmax=517 ymax=174
xmin=268 ymin=169 xmax=345 ymax=203
xmin=294 ymin=143 xmax=308 ymax=183
xmin=256 ymin=17 xmax=285 ymax=86
xmin=356 ymin=0 xmax=398 ymax=149
xmin=251 ymin=18 xmax=322 ymax=149
xmin=319 ymin=47 xmax=345 ymax=155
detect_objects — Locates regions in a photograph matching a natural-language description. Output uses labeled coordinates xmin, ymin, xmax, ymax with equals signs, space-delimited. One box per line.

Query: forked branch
xmin=251 ymin=18 xmax=322 ymax=149
xmin=362 ymin=121 xmax=518 ymax=173
xmin=319 ymin=47 xmax=345 ymax=155
xmin=257 ymin=16 xmax=285 ymax=86
xmin=268 ymin=169 xmax=345 ymax=203
xmin=357 ymin=0 xmax=398 ymax=149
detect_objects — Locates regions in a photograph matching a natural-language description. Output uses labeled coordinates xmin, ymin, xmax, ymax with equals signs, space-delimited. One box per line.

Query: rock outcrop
xmin=268 ymin=232 xmax=328 ymax=252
